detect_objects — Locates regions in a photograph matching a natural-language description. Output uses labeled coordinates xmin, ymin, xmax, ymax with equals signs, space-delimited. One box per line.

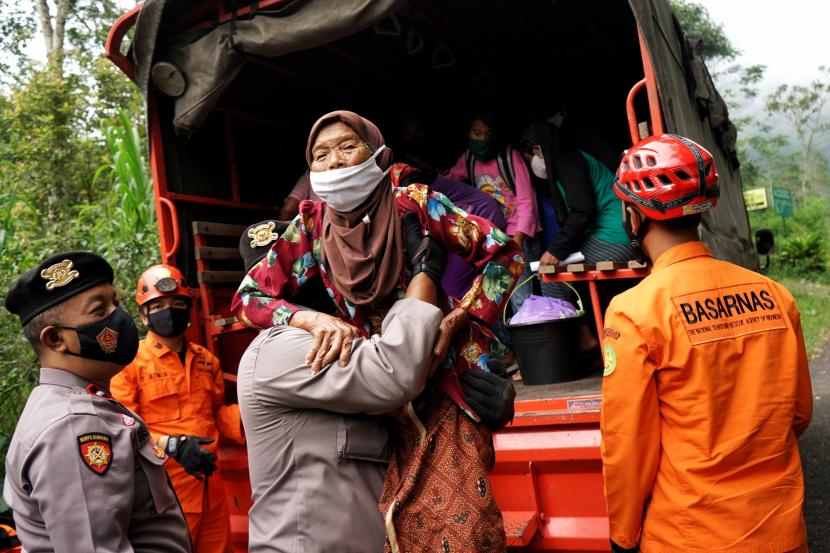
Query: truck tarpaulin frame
xmin=130 ymin=0 xmax=402 ymax=134
xmin=627 ymin=0 xmax=757 ymax=270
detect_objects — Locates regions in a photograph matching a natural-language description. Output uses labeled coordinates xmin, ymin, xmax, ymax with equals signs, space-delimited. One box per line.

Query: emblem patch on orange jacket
xmin=673 ymin=283 xmax=787 ymax=345
xmin=78 ymin=433 xmax=113 ymax=475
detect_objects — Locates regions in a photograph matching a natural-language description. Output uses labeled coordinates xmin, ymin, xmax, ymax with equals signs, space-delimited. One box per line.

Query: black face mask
xmin=57 ymin=307 xmax=140 ymax=367
xmin=147 ymin=307 xmax=191 ymax=338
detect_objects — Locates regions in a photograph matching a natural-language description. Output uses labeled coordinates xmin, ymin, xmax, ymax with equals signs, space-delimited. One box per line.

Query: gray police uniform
xmin=3 ymin=367 xmax=192 ymax=553
xmin=237 ymin=298 xmax=443 ymax=553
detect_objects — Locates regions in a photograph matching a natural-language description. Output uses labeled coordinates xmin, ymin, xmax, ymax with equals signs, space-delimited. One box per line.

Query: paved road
xmin=802 ymin=345 xmax=830 ymax=551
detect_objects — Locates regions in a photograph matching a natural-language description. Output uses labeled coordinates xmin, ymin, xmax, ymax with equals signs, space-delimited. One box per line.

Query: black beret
xmin=4 ymin=251 xmax=114 ymax=325
xmin=239 ymin=220 xmax=291 ymax=272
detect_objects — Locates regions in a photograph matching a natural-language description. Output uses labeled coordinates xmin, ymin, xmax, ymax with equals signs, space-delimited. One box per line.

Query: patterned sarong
xmin=380 ymin=386 xmax=506 ymax=553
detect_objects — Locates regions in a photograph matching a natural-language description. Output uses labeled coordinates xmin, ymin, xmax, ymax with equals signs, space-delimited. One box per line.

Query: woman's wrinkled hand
xmin=539 ymin=250 xmax=560 ymax=267
xmin=431 ymin=308 xmax=468 ymax=373
xmin=290 ymin=311 xmax=361 ymax=374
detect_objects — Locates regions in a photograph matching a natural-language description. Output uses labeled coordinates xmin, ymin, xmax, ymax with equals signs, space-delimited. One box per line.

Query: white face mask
xmin=531 ymin=154 xmax=547 ymax=179
xmin=310 ymin=145 xmax=390 ymax=212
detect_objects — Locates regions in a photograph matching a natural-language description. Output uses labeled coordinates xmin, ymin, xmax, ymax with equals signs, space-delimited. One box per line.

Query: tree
xmin=1 ymin=0 xmax=129 ymax=80
xmin=766 ymin=66 xmax=830 ymax=199
xmin=671 ymin=0 xmax=738 ymax=63
xmin=671 ymin=0 xmax=765 ymax=127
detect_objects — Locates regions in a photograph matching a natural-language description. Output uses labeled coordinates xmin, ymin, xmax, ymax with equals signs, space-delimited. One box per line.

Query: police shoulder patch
xmin=77 ymin=433 xmax=113 ymax=475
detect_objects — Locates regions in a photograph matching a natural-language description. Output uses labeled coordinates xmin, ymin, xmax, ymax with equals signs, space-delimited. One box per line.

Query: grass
xmin=769 ymin=271 xmax=830 ymax=358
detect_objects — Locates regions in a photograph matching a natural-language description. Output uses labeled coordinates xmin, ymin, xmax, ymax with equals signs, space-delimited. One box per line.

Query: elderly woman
xmin=233 ymin=111 xmax=522 ymax=552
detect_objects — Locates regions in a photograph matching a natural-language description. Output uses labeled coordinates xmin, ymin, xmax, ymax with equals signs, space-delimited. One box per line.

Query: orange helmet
xmin=0 ymin=518 xmax=21 ymax=553
xmin=135 ymin=264 xmax=189 ymax=307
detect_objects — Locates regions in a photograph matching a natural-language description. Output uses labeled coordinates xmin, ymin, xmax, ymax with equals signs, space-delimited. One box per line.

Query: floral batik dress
xmin=233 ymin=179 xmax=523 ymax=553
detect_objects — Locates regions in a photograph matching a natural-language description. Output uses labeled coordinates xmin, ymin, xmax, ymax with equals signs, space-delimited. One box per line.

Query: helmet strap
xmin=623 ymin=207 xmax=651 ymax=265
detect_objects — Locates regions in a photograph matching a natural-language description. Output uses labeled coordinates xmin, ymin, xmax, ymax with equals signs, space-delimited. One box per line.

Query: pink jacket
xmin=447 ymin=149 xmax=541 ymax=237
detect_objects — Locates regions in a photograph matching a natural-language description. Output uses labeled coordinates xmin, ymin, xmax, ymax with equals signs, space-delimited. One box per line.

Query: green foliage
xmin=0 ymin=108 xmax=159 ymax=478
xmin=87 ymin=110 xmax=154 ymax=242
xmin=779 ymin=234 xmax=827 ymax=275
xmin=768 ymin=274 xmax=830 ymax=358
xmin=750 ymin=200 xmax=830 ymax=278
xmin=671 ymin=0 xmax=739 ymax=62
xmin=765 ymin=66 xmax=830 ymax=199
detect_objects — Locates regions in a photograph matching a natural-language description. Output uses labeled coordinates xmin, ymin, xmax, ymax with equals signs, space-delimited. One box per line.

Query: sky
xmin=694 ymin=0 xmax=828 ymax=89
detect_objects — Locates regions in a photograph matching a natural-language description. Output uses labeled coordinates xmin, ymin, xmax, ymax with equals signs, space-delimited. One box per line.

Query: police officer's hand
xmin=166 ymin=435 xmax=217 ymax=480
xmin=460 ymin=369 xmax=516 ymax=431
xmin=403 ymin=211 xmax=448 ymax=284
xmin=291 ymin=311 xmax=361 ymax=374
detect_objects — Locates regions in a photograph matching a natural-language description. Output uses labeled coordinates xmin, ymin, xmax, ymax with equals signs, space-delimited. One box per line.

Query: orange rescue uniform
xmin=601 ymin=242 xmax=812 ymax=552
xmin=111 ymin=333 xmax=245 ymax=553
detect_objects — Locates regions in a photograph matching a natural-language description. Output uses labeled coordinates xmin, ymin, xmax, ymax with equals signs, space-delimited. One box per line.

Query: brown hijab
xmin=306 ymin=111 xmax=403 ymax=307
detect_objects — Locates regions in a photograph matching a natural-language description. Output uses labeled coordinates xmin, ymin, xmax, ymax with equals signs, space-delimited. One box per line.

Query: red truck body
xmin=105 ymin=2 xmax=749 ymax=550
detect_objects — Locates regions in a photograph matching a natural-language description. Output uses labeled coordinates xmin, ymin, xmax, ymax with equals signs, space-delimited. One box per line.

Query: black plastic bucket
xmin=509 ymin=315 xmax=583 ymax=385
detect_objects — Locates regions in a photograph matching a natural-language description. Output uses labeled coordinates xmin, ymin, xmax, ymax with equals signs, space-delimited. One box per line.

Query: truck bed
xmin=513 ymin=370 xmax=603 ymax=401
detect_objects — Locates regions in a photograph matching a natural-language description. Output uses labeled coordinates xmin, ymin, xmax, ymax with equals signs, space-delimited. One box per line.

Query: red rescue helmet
xmin=135 ymin=264 xmax=189 ymax=307
xmin=615 ymin=134 xmax=719 ymax=220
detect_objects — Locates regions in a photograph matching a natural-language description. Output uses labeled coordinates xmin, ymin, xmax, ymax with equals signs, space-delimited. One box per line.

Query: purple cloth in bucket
xmin=509 ymin=295 xmax=579 ymax=325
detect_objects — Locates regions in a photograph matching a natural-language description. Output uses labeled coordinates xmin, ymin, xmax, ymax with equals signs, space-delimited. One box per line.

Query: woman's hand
xmin=431 ymin=308 xmax=468 ymax=372
xmin=539 ymin=250 xmax=560 ymax=267
xmin=512 ymin=232 xmax=525 ymax=255
xmin=289 ymin=311 xmax=361 ymax=374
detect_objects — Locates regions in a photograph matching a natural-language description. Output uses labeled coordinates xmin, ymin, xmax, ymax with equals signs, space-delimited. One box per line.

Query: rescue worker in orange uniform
xmin=600 ymin=135 xmax=812 ymax=553
xmin=111 ymin=265 xmax=245 ymax=553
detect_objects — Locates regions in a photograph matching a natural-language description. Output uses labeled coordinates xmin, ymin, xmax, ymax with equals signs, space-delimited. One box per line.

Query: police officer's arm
xmin=600 ymin=307 xmax=661 ymax=550
xmin=789 ymin=305 xmax=813 ymax=438
xmin=249 ymin=298 xmax=443 ymax=415
xmin=208 ymin=352 xmax=245 ymax=444
xmin=27 ymin=417 xmax=133 ymax=553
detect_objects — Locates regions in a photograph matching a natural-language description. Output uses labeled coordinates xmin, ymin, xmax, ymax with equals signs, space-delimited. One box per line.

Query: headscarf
xmin=306 ymin=110 xmax=403 ymax=307
xmin=521 ymin=121 xmax=570 ymax=224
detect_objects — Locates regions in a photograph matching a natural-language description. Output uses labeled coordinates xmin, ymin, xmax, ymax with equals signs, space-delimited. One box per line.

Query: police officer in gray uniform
xmin=3 ymin=251 xmax=192 ymax=553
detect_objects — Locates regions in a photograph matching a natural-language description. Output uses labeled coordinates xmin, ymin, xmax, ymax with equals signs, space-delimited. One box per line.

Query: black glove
xmin=460 ymin=370 xmax=516 ymax=431
xmin=403 ymin=211 xmax=447 ymax=284
xmin=611 ymin=541 xmax=639 ymax=552
xmin=165 ymin=435 xmax=217 ymax=479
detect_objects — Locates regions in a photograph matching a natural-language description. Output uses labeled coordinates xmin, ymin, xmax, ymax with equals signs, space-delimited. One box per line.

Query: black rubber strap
xmin=614 ymin=178 xmax=718 ymax=213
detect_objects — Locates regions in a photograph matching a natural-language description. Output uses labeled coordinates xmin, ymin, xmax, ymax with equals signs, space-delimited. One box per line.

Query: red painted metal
xmin=540 ymin=268 xmax=649 ymax=340
xmin=166 ymin=191 xmax=274 ymax=211
xmin=638 ymin=27 xmax=665 ymax=137
xmin=146 ymin=98 xmax=180 ymax=269
xmin=157 ymin=197 xmax=180 ymax=264
xmin=625 ymin=27 xmax=665 ymax=145
xmin=104 ymin=4 xmax=141 ymax=79
xmin=625 ymin=78 xmax=647 ymax=145
xmin=492 ymin=396 xmax=607 ymax=552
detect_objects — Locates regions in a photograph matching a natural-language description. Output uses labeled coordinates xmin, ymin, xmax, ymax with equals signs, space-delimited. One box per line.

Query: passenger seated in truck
xmin=232 ymin=110 xmax=521 ymax=553
xmin=521 ymin=120 xmax=636 ymax=351
xmin=393 ymin=164 xmax=507 ymax=300
xmin=447 ymin=111 xmax=542 ymax=314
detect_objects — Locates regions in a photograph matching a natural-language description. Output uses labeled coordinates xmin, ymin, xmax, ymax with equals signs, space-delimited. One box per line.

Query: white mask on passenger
xmin=310 ymin=145 xmax=390 ymax=212
xmin=531 ymin=154 xmax=547 ymax=179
